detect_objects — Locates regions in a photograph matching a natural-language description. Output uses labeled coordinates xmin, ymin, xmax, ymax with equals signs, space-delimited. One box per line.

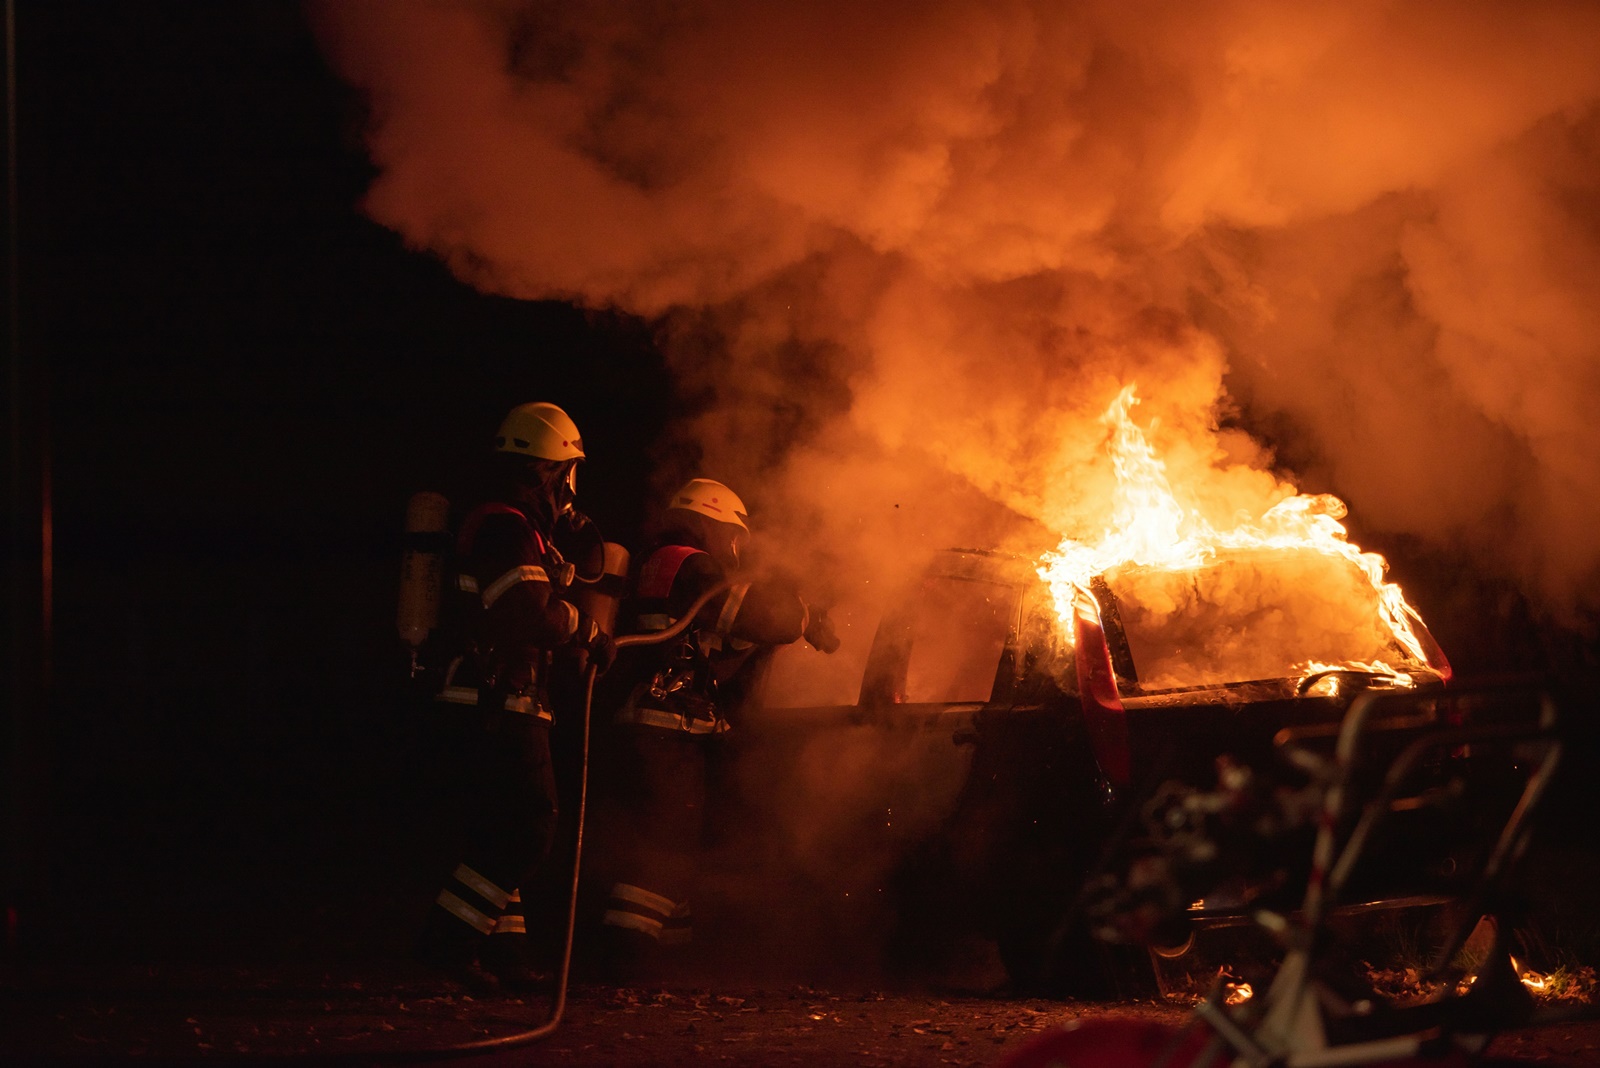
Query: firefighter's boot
xmin=480 ymin=891 xmax=544 ymax=991
xmin=415 ymin=900 xmax=501 ymax=996
xmin=595 ymin=881 xmax=691 ymax=983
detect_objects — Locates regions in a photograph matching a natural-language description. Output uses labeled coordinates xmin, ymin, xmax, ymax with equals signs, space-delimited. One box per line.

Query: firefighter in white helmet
xmin=598 ymin=477 xmax=837 ymax=975
xmin=415 ymin=402 xmax=617 ymax=994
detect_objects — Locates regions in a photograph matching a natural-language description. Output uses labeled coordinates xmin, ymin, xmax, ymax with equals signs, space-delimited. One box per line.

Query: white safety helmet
xmin=493 ymin=402 xmax=585 ymax=461
xmin=669 ymin=478 xmax=749 ymax=532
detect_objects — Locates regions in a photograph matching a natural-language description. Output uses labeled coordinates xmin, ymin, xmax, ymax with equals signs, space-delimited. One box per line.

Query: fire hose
xmin=48 ymin=582 xmax=741 ymax=1068
xmin=389 ymin=502 xmax=735 ymax=1056
xmin=51 ymin=508 xmax=780 ymax=1063
xmin=386 ymin=581 xmax=736 ymax=1058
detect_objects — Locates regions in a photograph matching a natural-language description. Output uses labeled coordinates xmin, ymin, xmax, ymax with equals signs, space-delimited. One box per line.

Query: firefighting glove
xmin=573 ymin=611 xmax=618 ymax=674
xmin=586 ymin=631 xmax=618 ymax=674
xmin=803 ymin=608 xmax=841 ymax=654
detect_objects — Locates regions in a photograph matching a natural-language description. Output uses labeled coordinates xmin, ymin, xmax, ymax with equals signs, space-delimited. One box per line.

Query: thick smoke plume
xmin=313 ymin=1 xmax=1600 ymax=617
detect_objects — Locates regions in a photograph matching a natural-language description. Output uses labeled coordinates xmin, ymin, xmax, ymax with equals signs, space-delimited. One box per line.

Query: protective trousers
xmin=601 ymin=726 xmax=708 ymax=946
xmin=421 ymin=711 xmax=558 ymax=965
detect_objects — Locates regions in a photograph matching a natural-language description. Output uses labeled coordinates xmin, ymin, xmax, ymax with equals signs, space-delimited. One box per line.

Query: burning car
xmin=734 ymin=387 xmax=1459 ymax=992
xmin=745 ymin=540 xmax=1451 ymax=990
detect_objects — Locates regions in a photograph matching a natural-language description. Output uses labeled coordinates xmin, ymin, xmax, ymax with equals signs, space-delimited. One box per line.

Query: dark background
xmin=3 ymin=1 xmax=1596 ymax=972
xmin=4 ymin=0 xmax=677 ymax=962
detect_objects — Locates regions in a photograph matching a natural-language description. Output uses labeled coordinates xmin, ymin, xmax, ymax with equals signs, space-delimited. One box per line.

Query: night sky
xmin=5 ymin=2 xmax=1598 ymax=963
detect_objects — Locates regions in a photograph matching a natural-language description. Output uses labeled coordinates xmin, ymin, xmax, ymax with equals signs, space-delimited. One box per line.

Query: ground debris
xmin=7 ymin=967 xmax=1593 ymax=1066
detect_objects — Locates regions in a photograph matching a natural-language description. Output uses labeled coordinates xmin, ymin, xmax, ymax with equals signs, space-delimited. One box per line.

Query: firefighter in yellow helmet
xmin=415 ymin=402 xmax=617 ymax=994
xmin=598 ymin=478 xmax=837 ymax=975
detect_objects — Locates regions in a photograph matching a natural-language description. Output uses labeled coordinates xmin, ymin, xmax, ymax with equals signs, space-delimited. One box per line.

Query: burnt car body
xmin=740 ymin=546 xmax=1457 ymax=990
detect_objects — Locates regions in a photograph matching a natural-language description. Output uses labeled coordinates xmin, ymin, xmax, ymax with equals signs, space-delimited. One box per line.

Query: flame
xmin=1511 ymin=956 xmax=1550 ymax=993
xmin=1038 ymin=385 xmax=1436 ymax=684
xmin=1225 ymin=981 xmax=1254 ymax=1006
xmin=1299 ymin=660 xmax=1416 ymax=697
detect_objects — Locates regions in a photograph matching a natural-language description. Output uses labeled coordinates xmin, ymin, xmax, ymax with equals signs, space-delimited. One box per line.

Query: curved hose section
xmin=217 ymin=670 xmax=605 ymax=1064
xmin=425 ymin=662 xmax=599 ymax=1054
xmin=400 ymin=582 xmax=730 ymax=1054
xmin=614 ymin=582 xmax=732 ymax=649
xmin=64 ymin=588 xmax=744 ymax=1064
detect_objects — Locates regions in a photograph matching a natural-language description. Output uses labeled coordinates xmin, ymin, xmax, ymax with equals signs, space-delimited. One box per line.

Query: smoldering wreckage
xmin=14 ymin=0 xmax=1600 ymax=1064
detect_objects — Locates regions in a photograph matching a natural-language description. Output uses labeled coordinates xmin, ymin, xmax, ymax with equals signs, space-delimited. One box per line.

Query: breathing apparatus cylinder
xmin=572 ymin=541 xmax=631 ymax=637
xmin=398 ymin=491 xmax=451 ymax=675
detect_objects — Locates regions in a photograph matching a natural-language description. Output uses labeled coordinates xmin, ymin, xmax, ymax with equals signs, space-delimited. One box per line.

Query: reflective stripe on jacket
xmin=431 ymin=500 xmax=578 ymax=722
xmin=615 ymin=542 xmax=803 ymax=735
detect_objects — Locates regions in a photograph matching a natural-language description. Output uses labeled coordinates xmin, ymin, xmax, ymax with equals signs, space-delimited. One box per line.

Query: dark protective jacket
xmin=615 ymin=541 xmax=809 ymax=734
xmin=436 ymin=501 xmax=586 ymax=722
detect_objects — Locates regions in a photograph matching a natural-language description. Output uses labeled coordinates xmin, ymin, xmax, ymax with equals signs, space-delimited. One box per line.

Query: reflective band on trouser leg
xmin=491 ymin=914 xmax=527 ymax=935
xmin=436 ymin=890 xmax=494 ymax=934
xmin=601 ymin=882 xmax=677 ymax=941
xmin=433 ymin=863 xmax=511 ymax=934
xmin=601 ymin=909 xmax=663 ymax=938
xmin=451 ymin=864 xmax=512 ymax=910
xmin=659 ymin=900 xmax=693 ymax=946
xmin=490 ymin=889 xmax=525 ymax=936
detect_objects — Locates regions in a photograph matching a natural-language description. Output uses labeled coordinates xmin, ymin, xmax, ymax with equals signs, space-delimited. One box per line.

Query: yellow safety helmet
xmin=669 ymin=478 xmax=749 ymax=532
xmin=493 ymin=402 xmax=585 ymax=461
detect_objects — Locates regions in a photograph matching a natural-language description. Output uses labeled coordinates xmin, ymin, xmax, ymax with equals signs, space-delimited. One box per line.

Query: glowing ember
xmin=1039 ymin=386 xmax=1441 ymax=688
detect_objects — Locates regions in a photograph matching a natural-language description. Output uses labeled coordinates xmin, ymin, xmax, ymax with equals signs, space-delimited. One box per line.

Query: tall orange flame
xmin=1038 ymin=386 xmax=1437 ymax=682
